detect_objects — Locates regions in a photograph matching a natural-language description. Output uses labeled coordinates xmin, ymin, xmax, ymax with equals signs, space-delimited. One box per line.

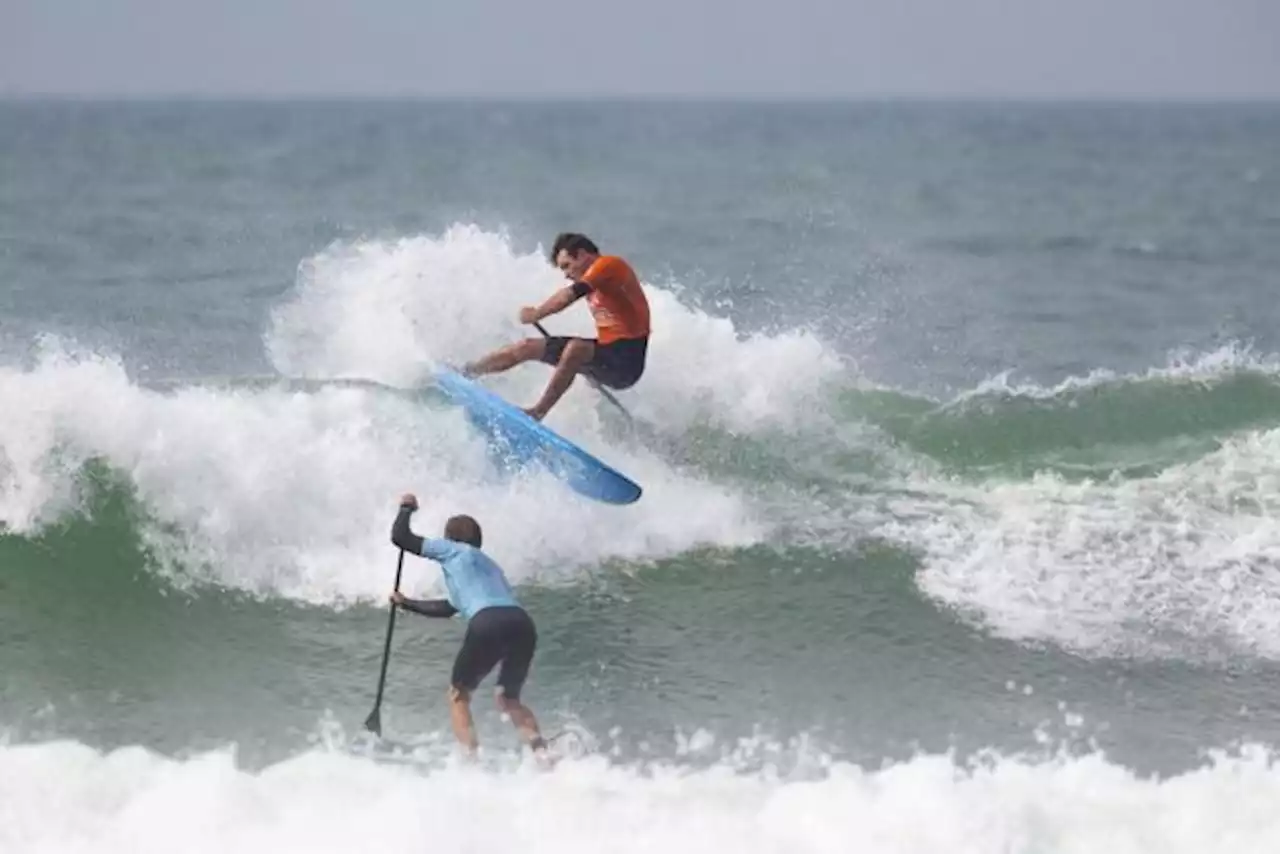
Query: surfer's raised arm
xmin=390 ymin=493 xmax=424 ymax=554
xmin=389 ymin=496 xmax=460 ymax=617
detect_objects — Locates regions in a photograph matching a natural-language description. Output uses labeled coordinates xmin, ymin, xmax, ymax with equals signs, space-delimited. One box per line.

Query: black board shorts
xmin=452 ymin=606 xmax=538 ymax=700
xmin=541 ymin=336 xmax=648 ymax=390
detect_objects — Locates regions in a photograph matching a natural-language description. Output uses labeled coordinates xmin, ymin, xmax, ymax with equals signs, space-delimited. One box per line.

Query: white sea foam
xmin=878 ymin=423 xmax=1280 ymax=659
xmin=265 ymin=224 xmax=845 ymax=434
xmin=0 ymin=339 xmax=762 ymax=604
xmin=2 ymin=736 xmax=1278 ymax=854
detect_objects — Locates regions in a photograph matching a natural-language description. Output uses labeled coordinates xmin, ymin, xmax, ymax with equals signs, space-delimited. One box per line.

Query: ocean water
xmin=3 ymin=99 xmax=1280 ymax=852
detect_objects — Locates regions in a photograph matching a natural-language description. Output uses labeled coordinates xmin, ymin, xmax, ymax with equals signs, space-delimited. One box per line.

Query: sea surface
xmin=3 ymin=99 xmax=1280 ymax=852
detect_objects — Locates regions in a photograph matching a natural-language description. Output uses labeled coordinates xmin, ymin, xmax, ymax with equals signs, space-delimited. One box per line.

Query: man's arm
xmin=522 ymin=283 xmax=590 ymax=324
xmin=386 ymin=494 xmax=458 ymax=617
xmin=390 ymin=501 xmax=423 ymax=555
xmin=397 ymin=596 xmax=459 ymax=618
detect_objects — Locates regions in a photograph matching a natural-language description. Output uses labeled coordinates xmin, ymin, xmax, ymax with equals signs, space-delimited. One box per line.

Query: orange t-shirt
xmin=581 ymin=255 xmax=650 ymax=345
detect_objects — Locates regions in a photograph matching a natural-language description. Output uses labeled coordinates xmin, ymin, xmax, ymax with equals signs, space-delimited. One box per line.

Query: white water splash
xmin=2 ymin=737 xmax=1279 ymax=854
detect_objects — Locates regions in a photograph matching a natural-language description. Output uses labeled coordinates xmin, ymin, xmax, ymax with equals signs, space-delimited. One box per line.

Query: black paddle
xmin=531 ymin=321 xmax=634 ymax=423
xmin=363 ymin=548 xmax=406 ymax=737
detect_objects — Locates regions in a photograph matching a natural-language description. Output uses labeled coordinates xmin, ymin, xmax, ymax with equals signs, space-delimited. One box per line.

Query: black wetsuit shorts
xmin=452 ymin=605 xmax=538 ymax=700
xmin=541 ymin=336 xmax=648 ymax=390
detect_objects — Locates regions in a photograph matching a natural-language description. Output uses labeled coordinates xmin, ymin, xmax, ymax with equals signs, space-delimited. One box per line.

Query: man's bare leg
xmin=524 ymin=339 xmax=594 ymax=421
xmin=497 ymin=692 xmax=555 ymax=767
xmin=461 ymin=338 xmax=546 ymax=377
xmin=496 ymin=692 xmax=546 ymax=751
xmin=448 ymin=686 xmax=479 ymax=758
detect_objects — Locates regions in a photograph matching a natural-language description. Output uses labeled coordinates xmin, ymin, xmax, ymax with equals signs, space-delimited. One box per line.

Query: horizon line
xmin=3 ymin=90 xmax=1279 ymax=105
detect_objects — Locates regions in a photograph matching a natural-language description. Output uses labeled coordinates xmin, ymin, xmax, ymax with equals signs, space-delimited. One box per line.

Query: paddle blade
xmin=364 ymin=705 xmax=382 ymax=737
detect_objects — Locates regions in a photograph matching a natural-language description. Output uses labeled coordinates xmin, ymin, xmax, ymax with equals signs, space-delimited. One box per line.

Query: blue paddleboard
xmin=433 ymin=368 xmax=642 ymax=505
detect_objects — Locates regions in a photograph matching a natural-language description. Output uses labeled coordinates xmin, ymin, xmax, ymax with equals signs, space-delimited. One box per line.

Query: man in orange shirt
xmin=461 ymin=232 xmax=651 ymax=421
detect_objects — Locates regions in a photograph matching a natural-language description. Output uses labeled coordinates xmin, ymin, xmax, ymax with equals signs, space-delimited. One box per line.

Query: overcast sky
xmin=3 ymin=0 xmax=1278 ymax=98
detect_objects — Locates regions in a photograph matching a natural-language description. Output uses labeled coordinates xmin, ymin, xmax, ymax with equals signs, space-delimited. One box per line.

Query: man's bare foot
xmin=529 ymin=739 xmax=559 ymax=770
xmin=521 ymin=406 xmax=546 ymax=421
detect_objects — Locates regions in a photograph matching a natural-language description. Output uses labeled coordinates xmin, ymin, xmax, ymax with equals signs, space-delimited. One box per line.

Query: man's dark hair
xmin=444 ymin=514 xmax=483 ymax=548
xmin=550 ymin=232 xmax=599 ymax=263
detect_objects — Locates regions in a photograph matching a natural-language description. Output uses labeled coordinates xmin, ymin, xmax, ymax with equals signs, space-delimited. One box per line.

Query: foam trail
xmin=3 ymin=738 xmax=1280 ymax=853
xmin=265 ymin=225 xmax=847 ymax=435
xmin=0 ymin=340 xmax=763 ymax=603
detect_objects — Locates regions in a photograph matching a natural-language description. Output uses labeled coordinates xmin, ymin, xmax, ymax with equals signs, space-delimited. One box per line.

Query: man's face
xmin=555 ymin=248 xmax=593 ymax=281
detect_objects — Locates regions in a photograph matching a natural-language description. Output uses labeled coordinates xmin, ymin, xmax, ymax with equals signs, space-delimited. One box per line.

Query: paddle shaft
xmin=532 ymin=321 xmax=632 ymax=420
xmin=364 ymin=549 xmax=405 ymax=735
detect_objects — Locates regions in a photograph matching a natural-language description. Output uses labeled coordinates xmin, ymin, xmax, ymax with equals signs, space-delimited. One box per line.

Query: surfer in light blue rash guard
xmin=389 ymin=492 xmax=551 ymax=761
